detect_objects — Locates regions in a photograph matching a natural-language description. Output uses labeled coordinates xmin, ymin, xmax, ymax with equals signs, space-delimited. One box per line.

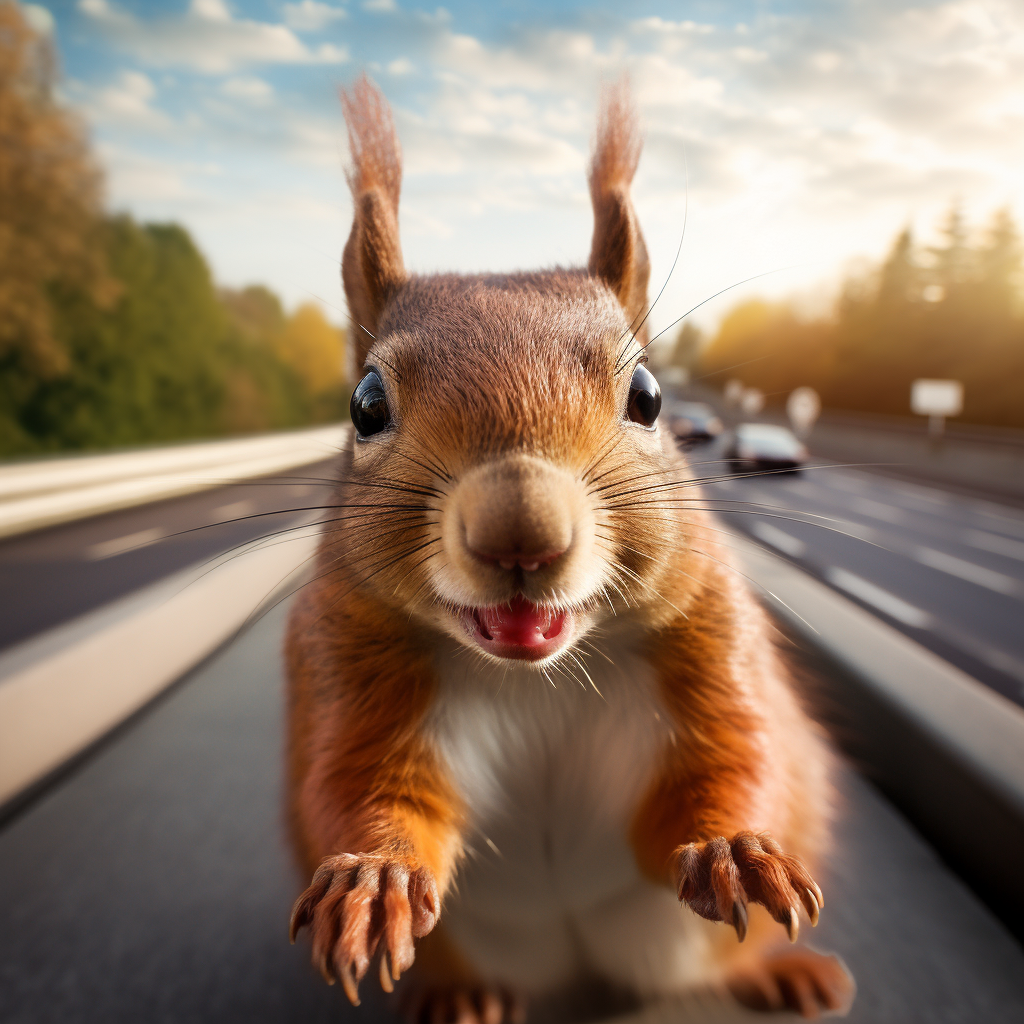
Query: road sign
xmin=724 ymin=379 xmax=744 ymax=406
xmin=741 ymin=388 xmax=764 ymax=415
xmin=787 ymin=387 xmax=821 ymax=438
xmin=911 ymin=379 xmax=963 ymax=437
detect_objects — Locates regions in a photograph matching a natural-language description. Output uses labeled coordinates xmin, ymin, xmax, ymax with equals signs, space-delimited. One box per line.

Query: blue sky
xmin=23 ymin=0 xmax=1024 ymax=344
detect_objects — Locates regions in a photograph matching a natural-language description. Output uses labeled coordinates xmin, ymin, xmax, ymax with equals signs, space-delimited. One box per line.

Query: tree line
xmin=0 ymin=3 xmax=346 ymax=458
xmin=689 ymin=207 xmax=1023 ymax=430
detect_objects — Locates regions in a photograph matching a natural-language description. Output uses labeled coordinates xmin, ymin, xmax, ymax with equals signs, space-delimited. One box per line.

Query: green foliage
xmin=700 ymin=205 xmax=1024 ymax=429
xmin=0 ymin=215 xmax=345 ymax=455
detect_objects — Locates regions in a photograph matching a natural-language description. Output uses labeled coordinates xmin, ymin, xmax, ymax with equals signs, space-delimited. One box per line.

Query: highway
xmin=2 ymin=437 xmax=1024 ymax=1021
xmin=683 ymin=439 xmax=1024 ymax=710
xmin=0 ymin=460 xmax=338 ymax=653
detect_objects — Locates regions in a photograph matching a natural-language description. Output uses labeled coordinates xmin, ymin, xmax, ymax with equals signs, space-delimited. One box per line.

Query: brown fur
xmin=287 ymin=75 xmax=848 ymax=1020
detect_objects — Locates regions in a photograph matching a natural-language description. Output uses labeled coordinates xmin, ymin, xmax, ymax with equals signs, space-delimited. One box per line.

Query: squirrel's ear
xmin=587 ymin=79 xmax=650 ymax=332
xmin=340 ymin=74 xmax=406 ymax=365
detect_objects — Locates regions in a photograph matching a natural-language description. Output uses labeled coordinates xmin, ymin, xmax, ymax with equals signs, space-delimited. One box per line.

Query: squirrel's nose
xmin=457 ymin=456 xmax=574 ymax=574
xmin=468 ymin=546 xmax=567 ymax=573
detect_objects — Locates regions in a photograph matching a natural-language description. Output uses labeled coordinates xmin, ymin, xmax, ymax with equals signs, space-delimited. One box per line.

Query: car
xmin=725 ymin=423 xmax=808 ymax=473
xmin=665 ymin=401 xmax=724 ymax=442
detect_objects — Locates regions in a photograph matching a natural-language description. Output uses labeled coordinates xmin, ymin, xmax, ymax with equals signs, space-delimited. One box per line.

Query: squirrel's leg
xmin=624 ymin=605 xmax=850 ymax=1016
xmin=286 ymin=593 xmax=465 ymax=1005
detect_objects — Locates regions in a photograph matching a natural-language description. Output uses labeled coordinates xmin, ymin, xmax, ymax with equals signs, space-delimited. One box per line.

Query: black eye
xmin=626 ymin=364 xmax=661 ymax=427
xmin=350 ymin=370 xmax=391 ymax=437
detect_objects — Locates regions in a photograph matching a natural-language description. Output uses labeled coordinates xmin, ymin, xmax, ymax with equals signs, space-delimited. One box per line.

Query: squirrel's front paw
xmin=673 ymin=831 xmax=824 ymax=942
xmin=290 ymin=853 xmax=439 ymax=1004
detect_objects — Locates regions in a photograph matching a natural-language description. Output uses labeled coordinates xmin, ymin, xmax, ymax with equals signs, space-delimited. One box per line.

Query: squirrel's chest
xmin=426 ymin=645 xmax=675 ymax=919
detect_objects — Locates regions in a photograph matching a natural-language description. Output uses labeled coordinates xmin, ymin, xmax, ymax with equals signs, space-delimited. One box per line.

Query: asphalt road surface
xmin=0 ymin=459 xmax=339 ymax=653
xmin=682 ymin=439 xmax=1024 ymax=710
xmin=2 ymin=600 xmax=1023 ymax=1024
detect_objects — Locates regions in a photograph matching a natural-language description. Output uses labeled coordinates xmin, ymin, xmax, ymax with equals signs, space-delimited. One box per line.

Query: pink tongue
xmin=478 ymin=597 xmax=565 ymax=647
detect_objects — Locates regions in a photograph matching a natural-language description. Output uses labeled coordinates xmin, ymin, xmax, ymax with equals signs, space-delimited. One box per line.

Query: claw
xmin=339 ymin=959 xmax=361 ymax=1006
xmin=803 ymin=887 xmax=820 ymax=926
xmin=786 ymin=906 xmax=799 ymax=943
xmin=731 ymin=899 xmax=748 ymax=942
xmin=810 ymin=880 xmax=824 ymax=909
xmin=379 ymin=951 xmax=394 ymax=994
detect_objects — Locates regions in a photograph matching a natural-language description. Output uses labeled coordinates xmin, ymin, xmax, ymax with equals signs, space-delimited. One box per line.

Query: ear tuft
xmin=587 ymin=77 xmax=650 ymax=331
xmin=340 ymin=73 xmax=406 ymax=363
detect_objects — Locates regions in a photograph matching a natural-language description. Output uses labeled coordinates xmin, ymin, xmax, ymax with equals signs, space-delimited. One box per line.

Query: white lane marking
xmin=913 ymin=546 xmax=1022 ymax=596
xmin=750 ymin=521 xmax=807 ymax=557
xmin=967 ymin=529 xmax=1024 ymax=562
xmin=851 ymin=496 xmax=910 ymax=525
xmin=85 ymin=527 xmax=165 ymax=561
xmin=825 ymin=474 xmax=869 ymax=493
xmin=213 ymin=499 xmax=256 ymax=522
xmin=825 ymin=568 xmax=932 ymax=628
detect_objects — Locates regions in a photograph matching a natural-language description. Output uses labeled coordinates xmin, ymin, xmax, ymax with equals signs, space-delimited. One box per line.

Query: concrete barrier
xmin=0 ymin=528 xmax=320 ymax=812
xmin=0 ymin=425 xmax=347 ymax=539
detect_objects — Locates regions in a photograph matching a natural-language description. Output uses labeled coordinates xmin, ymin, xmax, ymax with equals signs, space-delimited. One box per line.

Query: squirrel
xmin=286 ymin=74 xmax=855 ymax=1022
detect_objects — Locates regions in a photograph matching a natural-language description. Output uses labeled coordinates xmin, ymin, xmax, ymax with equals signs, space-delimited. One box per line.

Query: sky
xmin=23 ymin=0 xmax=1024 ymax=344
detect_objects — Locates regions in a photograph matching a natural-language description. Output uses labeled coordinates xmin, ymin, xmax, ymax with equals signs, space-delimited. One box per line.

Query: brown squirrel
xmin=286 ymin=74 xmax=855 ymax=1021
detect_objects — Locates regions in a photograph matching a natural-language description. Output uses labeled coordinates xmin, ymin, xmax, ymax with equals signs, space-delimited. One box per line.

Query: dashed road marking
xmin=825 ymin=567 xmax=932 ymax=629
xmin=913 ymin=546 xmax=1021 ymax=596
xmin=85 ymin=527 xmax=165 ymax=561
xmin=967 ymin=529 xmax=1024 ymax=563
xmin=750 ymin=521 xmax=807 ymax=557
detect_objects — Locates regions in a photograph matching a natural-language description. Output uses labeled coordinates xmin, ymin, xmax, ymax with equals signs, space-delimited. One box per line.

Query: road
xmin=2 ymin=600 xmax=1023 ymax=1023
xmin=4 ymin=437 xmax=1023 ymax=716
xmin=0 ymin=460 xmax=339 ymax=653
xmin=683 ymin=438 xmax=1024 ymax=709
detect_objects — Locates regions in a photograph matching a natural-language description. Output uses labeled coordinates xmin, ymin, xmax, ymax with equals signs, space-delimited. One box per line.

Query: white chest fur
xmin=425 ymin=640 xmax=715 ymax=995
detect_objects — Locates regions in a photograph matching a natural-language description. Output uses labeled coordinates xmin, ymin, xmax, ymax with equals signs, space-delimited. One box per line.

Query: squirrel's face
xmin=340 ymin=276 xmax=697 ymax=666
xmin=333 ymin=77 xmax=692 ymax=665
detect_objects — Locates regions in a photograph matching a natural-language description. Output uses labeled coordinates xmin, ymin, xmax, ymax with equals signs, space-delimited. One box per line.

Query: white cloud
xmin=283 ymin=1 xmax=348 ymax=31
xmin=21 ymin=3 xmax=54 ymax=34
xmin=77 ymin=0 xmax=349 ymax=73
xmin=72 ymin=0 xmax=1024 ymax=327
xmin=77 ymin=70 xmax=169 ymax=130
xmin=221 ymin=75 xmax=274 ymax=102
xmin=363 ymin=0 xmax=396 ymax=12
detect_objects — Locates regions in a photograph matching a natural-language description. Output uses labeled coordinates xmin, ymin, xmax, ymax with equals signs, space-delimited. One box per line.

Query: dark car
xmin=726 ymin=423 xmax=808 ymax=473
xmin=666 ymin=401 xmax=724 ymax=442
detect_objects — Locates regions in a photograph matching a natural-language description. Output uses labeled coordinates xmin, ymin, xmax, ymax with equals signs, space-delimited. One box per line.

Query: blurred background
xmin=1 ymin=2 xmax=1023 ymax=1023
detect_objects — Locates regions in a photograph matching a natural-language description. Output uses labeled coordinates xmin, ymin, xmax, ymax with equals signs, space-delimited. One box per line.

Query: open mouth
xmin=460 ymin=596 xmax=574 ymax=662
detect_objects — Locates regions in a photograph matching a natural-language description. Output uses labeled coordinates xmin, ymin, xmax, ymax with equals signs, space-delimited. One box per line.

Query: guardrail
xmin=734 ymin=533 xmax=1024 ymax=943
xmin=0 ymin=425 xmax=347 ymax=539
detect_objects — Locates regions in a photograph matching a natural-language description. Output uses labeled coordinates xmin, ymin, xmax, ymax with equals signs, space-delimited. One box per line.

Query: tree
xmin=670 ymin=321 xmax=704 ymax=371
xmin=276 ymin=303 xmax=345 ymax=395
xmin=0 ymin=2 xmax=114 ymax=377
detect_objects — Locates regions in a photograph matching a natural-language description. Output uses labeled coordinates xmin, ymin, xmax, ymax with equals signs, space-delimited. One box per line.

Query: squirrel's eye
xmin=626 ymin=364 xmax=661 ymax=427
xmin=350 ymin=370 xmax=391 ymax=437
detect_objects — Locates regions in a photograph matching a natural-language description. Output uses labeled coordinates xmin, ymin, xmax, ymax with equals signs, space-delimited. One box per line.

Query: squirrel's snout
xmin=437 ymin=454 xmax=598 ymax=609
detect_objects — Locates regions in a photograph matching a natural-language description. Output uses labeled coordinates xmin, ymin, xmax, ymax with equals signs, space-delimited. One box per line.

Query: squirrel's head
xmin=334 ymin=75 xmax=699 ymax=667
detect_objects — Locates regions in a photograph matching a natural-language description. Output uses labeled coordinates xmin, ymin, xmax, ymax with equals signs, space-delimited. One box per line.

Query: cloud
xmin=221 ymin=76 xmax=274 ymax=102
xmin=282 ymin=1 xmax=348 ymax=32
xmin=76 ymin=69 xmax=170 ymax=131
xmin=20 ymin=3 xmax=54 ymax=34
xmin=77 ymin=0 xmax=349 ymax=73
xmin=68 ymin=0 xmax=1024 ymax=324
xmin=363 ymin=0 xmax=396 ymax=12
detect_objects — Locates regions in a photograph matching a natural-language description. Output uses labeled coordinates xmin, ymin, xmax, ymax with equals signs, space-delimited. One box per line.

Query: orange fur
xmin=286 ymin=75 xmax=844 ymax=1020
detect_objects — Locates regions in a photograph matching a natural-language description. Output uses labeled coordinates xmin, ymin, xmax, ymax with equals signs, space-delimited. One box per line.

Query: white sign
xmin=911 ymin=379 xmax=963 ymax=418
xmin=740 ymin=388 xmax=764 ymax=415
xmin=724 ymin=379 xmax=744 ymax=406
xmin=787 ymin=387 xmax=821 ymax=436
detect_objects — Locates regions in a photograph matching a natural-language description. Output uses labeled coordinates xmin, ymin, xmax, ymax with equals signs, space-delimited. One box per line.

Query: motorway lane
xmin=0 ymin=459 xmax=340 ymax=653
xmin=683 ymin=438 xmax=1024 ymax=709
